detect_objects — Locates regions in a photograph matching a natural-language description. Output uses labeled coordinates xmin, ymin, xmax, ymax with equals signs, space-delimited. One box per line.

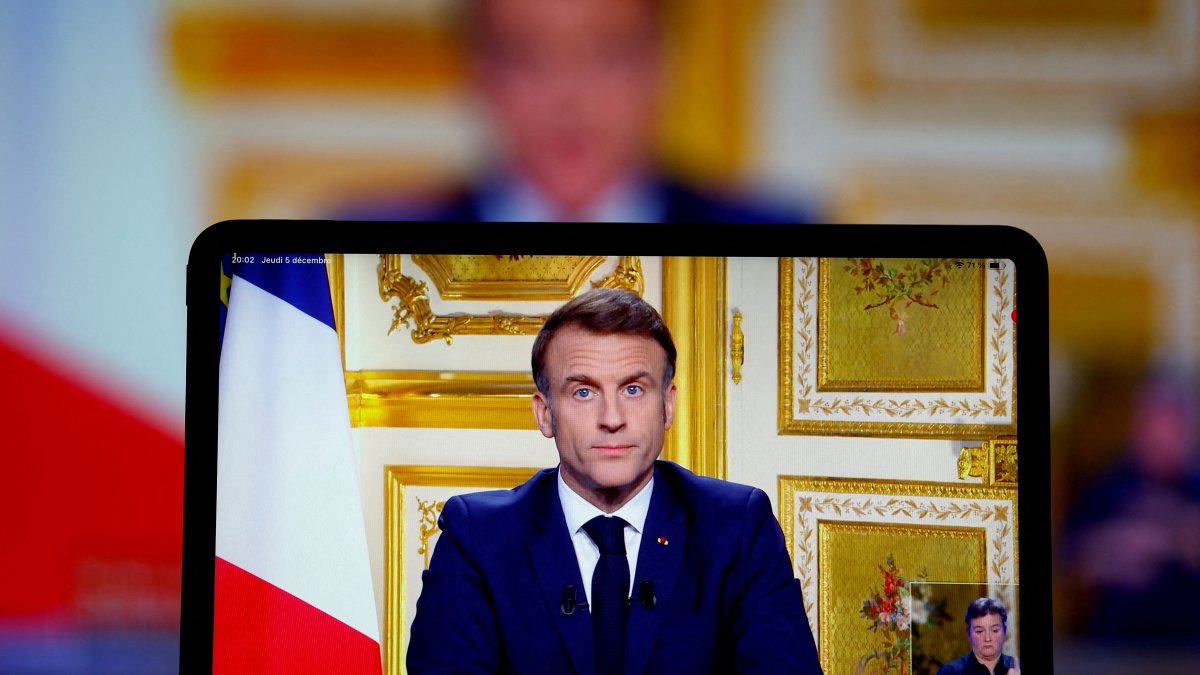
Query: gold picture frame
xmin=384 ymin=465 xmax=541 ymax=675
xmin=778 ymin=476 xmax=1017 ymax=675
xmin=779 ymin=257 xmax=1016 ymax=438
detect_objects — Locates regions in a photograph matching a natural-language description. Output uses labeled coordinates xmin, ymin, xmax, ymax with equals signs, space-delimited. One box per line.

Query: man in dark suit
xmin=408 ymin=288 xmax=821 ymax=673
xmin=337 ymin=0 xmax=814 ymax=225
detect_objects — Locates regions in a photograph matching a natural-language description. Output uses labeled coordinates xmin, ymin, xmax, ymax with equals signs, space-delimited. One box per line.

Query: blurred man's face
xmin=476 ymin=0 xmax=662 ymax=215
xmin=967 ymin=613 xmax=1005 ymax=663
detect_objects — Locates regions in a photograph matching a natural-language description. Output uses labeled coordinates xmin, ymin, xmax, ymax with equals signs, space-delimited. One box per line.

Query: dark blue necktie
xmin=583 ymin=515 xmax=629 ymax=675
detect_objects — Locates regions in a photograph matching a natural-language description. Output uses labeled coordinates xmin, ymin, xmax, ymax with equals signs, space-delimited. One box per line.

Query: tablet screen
xmin=185 ymin=227 xmax=1048 ymax=674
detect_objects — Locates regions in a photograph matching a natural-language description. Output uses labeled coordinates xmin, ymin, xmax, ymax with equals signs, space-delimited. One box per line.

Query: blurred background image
xmin=1 ymin=0 xmax=1198 ymax=672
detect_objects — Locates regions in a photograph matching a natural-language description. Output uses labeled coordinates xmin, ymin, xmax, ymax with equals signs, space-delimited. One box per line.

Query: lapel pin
xmin=657 ymin=536 xmax=668 ymax=546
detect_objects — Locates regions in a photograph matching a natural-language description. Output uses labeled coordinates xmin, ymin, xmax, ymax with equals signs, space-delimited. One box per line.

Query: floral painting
xmin=842 ymin=258 xmax=955 ymax=336
xmin=855 ymin=555 xmax=953 ymax=675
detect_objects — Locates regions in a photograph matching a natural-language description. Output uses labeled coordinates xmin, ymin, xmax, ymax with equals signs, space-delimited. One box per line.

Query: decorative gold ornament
xmin=378 ymin=254 xmax=645 ymax=344
xmin=411 ymin=254 xmax=608 ymax=300
xmin=957 ymin=439 xmax=1018 ymax=486
xmin=730 ymin=309 xmax=744 ymax=385
xmin=991 ymin=439 xmax=1018 ymax=485
xmin=591 ymin=255 xmax=644 ymax=295
xmin=414 ymin=497 xmax=443 ymax=569
xmin=378 ymin=253 xmax=545 ymax=344
xmin=957 ymin=445 xmax=988 ymax=481
xmin=818 ymin=521 xmax=987 ymax=675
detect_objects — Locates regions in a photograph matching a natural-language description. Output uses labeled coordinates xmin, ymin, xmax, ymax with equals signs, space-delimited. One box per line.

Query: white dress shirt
xmin=557 ymin=471 xmax=654 ymax=605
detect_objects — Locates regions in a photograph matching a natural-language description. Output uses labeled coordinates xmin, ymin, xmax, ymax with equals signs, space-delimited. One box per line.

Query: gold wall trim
xmin=410 ymin=255 xmax=609 ymax=300
xmin=840 ymin=0 xmax=1191 ymax=99
xmin=658 ymin=0 xmax=764 ymax=181
xmin=730 ymin=309 xmax=744 ymax=385
xmin=168 ymin=10 xmax=467 ymax=95
xmin=385 ymin=466 xmax=540 ymax=675
xmin=346 ymin=370 xmax=537 ymax=430
xmin=326 ymin=253 xmax=345 ymax=368
xmin=778 ymin=477 xmax=1019 ymax=597
xmin=592 ymin=256 xmax=646 ymax=296
xmin=661 ymin=257 xmax=726 ymax=478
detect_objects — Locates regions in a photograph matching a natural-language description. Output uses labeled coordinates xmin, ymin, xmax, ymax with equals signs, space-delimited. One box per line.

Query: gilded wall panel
xmin=778 ymin=477 xmax=1017 ymax=674
xmin=780 ymin=257 xmax=1016 ymax=438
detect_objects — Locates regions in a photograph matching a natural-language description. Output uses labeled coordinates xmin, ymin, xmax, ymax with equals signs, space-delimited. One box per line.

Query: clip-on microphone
xmin=632 ymin=579 xmax=655 ymax=609
xmin=561 ymin=580 xmax=655 ymax=615
xmin=560 ymin=585 xmax=587 ymax=616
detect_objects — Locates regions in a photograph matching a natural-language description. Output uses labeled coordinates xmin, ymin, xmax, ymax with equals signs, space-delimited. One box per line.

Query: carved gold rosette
xmin=958 ymin=439 xmax=1018 ymax=486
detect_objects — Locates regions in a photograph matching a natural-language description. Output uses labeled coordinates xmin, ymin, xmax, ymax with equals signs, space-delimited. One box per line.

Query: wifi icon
xmin=955 ymin=260 xmax=965 ymax=269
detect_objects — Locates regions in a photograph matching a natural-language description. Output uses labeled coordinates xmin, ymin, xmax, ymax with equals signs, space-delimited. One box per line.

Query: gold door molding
xmin=384 ymin=466 xmax=540 ymax=675
xmin=661 ymin=257 xmax=726 ymax=478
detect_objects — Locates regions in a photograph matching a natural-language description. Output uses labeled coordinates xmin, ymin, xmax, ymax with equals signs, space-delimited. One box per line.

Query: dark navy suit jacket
xmin=334 ymin=175 xmax=817 ymax=225
xmin=407 ymin=460 xmax=822 ymax=674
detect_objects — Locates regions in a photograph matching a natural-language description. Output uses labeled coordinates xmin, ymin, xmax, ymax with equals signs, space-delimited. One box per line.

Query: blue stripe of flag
xmin=228 ymin=254 xmax=336 ymax=332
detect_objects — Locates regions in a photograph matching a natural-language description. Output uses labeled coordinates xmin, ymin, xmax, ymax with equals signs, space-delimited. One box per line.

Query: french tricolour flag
xmin=215 ymin=256 xmax=381 ymax=674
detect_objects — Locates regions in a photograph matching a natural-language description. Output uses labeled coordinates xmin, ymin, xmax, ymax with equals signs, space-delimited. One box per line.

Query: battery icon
xmin=989 ymin=261 xmax=1001 ymax=270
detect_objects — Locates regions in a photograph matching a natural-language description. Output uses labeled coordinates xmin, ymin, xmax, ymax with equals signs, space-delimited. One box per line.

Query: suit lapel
xmin=528 ymin=472 xmax=594 ymax=675
xmin=625 ymin=468 xmax=687 ymax=675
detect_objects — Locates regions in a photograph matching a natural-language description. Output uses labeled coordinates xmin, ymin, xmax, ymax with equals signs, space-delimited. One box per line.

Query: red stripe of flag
xmin=214 ymin=557 xmax=382 ymax=674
